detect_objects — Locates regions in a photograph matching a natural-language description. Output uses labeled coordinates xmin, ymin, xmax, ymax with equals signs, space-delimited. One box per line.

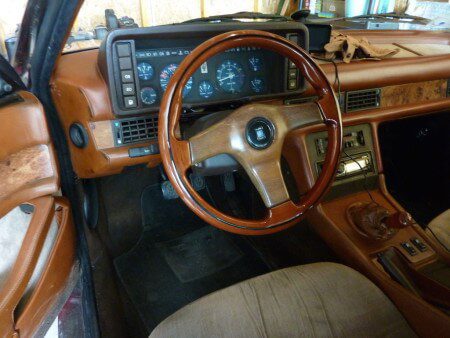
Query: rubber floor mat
xmin=114 ymin=226 xmax=269 ymax=333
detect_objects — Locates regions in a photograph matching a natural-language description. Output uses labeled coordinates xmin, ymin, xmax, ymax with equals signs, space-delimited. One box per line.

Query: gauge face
xmin=140 ymin=87 xmax=157 ymax=105
xmin=216 ymin=60 xmax=245 ymax=94
xmin=250 ymin=77 xmax=265 ymax=93
xmin=198 ymin=80 xmax=214 ymax=99
xmin=248 ymin=56 xmax=262 ymax=72
xmin=137 ymin=62 xmax=154 ymax=80
xmin=159 ymin=63 xmax=193 ymax=97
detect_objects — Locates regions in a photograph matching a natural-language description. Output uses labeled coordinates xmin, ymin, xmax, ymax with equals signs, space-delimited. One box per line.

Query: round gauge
xmin=248 ymin=56 xmax=262 ymax=72
xmin=137 ymin=62 xmax=154 ymax=80
xmin=140 ymin=87 xmax=157 ymax=105
xmin=159 ymin=63 xmax=193 ymax=97
xmin=250 ymin=77 xmax=265 ymax=93
xmin=216 ymin=60 xmax=245 ymax=94
xmin=198 ymin=80 xmax=214 ymax=99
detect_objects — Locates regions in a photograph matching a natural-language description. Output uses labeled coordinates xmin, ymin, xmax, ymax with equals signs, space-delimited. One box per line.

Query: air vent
xmin=113 ymin=116 xmax=158 ymax=146
xmin=345 ymin=88 xmax=381 ymax=112
xmin=446 ymin=79 xmax=450 ymax=97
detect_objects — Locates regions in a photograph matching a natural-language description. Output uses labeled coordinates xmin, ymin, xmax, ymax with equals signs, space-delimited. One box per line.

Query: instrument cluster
xmin=134 ymin=46 xmax=274 ymax=108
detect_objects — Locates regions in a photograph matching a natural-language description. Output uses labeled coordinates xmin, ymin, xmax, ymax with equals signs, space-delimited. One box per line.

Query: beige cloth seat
xmin=427 ymin=209 xmax=450 ymax=251
xmin=150 ymin=263 xmax=415 ymax=338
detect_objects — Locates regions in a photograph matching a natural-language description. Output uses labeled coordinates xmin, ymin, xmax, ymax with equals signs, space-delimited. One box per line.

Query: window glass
xmin=0 ymin=0 xmax=27 ymax=61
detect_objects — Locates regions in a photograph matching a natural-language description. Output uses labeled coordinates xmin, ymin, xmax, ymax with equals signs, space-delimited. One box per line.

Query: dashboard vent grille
xmin=446 ymin=79 xmax=450 ymax=97
xmin=114 ymin=116 xmax=158 ymax=146
xmin=345 ymin=88 xmax=381 ymax=112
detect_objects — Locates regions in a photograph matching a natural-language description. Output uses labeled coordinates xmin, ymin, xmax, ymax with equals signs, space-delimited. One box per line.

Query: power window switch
xmin=124 ymin=96 xmax=137 ymax=108
xmin=400 ymin=242 xmax=417 ymax=256
xmin=410 ymin=237 xmax=427 ymax=252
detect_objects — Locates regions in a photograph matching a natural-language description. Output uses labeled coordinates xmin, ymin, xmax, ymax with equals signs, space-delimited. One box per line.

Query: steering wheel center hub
xmin=245 ymin=117 xmax=275 ymax=150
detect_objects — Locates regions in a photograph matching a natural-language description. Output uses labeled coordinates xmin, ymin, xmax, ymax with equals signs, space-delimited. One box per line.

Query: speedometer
xmin=159 ymin=63 xmax=193 ymax=97
xmin=216 ymin=60 xmax=245 ymax=94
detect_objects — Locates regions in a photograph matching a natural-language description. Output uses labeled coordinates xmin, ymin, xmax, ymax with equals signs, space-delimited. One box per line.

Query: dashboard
xmin=98 ymin=22 xmax=309 ymax=116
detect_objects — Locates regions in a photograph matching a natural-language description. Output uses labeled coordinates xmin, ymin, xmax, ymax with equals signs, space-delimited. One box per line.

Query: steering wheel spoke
xmin=189 ymin=120 xmax=233 ymax=165
xmin=241 ymin=157 xmax=290 ymax=208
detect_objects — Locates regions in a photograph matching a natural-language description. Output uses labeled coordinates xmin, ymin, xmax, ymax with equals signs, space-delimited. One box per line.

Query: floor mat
xmin=156 ymin=227 xmax=243 ymax=282
xmin=114 ymin=227 xmax=269 ymax=334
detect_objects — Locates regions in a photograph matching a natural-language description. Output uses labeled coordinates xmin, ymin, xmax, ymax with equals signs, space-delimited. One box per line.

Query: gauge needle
xmin=219 ymin=74 xmax=235 ymax=82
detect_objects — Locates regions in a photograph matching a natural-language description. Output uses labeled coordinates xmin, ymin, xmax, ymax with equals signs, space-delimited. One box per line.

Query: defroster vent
xmin=113 ymin=116 xmax=158 ymax=146
xmin=345 ymin=88 xmax=381 ymax=112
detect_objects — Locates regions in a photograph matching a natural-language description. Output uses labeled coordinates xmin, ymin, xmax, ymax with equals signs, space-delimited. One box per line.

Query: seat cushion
xmin=428 ymin=209 xmax=450 ymax=251
xmin=150 ymin=262 xmax=414 ymax=337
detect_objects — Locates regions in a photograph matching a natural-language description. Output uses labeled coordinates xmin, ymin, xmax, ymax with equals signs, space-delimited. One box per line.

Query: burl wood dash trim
xmin=89 ymin=121 xmax=115 ymax=149
xmin=380 ymin=80 xmax=447 ymax=108
xmin=0 ymin=145 xmax=54 ymax=200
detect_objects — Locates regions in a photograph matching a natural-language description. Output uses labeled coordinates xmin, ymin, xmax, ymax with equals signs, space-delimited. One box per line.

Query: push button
xmin=400 ymin=242 xmax=417 ymax=256
xmin=124 ymin=96 xmax=137 ymax=108
xmin=288 ymin=78 xmax=297 ymax=90
xmin=119 ymin=57 xmax=132 ymax=70
xmin=116 ymin=43 xmax=131 ymax=57
xmin=410 ymin=237 xmax=427 ymax=252
xmin=128 ymin=144 xmax=160 ymax=158
xmin=288 ymin=69 xmax=297 ymax=79
xmin=121 ymin=70 xmax=134 ymax=83
xmin=122 ymin=83 xmax=135 ymax=96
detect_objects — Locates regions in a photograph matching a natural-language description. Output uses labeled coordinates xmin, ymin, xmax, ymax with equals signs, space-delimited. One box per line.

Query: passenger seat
xmin=427 ymin=210 xmax=450 ymax=251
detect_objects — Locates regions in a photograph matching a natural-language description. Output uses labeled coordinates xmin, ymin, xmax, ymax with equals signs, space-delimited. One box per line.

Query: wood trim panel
xmin=90 ymin=121 xmax=114 ymax=150
xmin=380 ymin=80 xmax=447 ymax=108
xmin=0 ymin=145 xmax=54 ymax=201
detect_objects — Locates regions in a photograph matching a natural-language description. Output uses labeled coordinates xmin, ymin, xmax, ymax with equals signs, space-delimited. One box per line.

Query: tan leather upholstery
xmin=428 ymin=210 xmax=450 ymax=251
xmin=150 ymin=263 xmax=414 ymax=338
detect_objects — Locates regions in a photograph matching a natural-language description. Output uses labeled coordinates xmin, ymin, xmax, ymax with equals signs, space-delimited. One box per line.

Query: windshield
xmin=1 ymin=0 xmax=449 ymax=59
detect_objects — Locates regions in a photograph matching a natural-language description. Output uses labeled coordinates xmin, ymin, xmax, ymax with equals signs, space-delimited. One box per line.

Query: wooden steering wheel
xmin=158 ymin=30 xmax=342 ymax=235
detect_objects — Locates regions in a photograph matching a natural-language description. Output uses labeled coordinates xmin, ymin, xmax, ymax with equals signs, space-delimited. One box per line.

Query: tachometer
xmin=216 ymin=60 xmax=245 ymax=94
xmin=137 ymin=62 xmax=154 ymax=80
xmin=250 ymin=77 xmax=265 ymax=93
xmin=198 ymin=80 xmax=214 ymax=99
xmin=160 ymin=63 xmax=193 ymax=97
xmin=140 ymin=87 xmax=157 ymax=105
xmin=248 ymin=56 xmax=262 ymax=72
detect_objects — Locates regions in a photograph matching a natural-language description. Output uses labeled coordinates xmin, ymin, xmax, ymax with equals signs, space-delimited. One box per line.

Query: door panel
xmin=0 ymin=91 xmax=76 ymax=336
xmin=0 ymin=91 xmax=59 ymax=218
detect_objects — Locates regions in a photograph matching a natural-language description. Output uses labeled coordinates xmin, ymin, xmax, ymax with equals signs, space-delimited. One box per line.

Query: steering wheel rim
xmin=158 ymin=30 xmax=342 ymax=235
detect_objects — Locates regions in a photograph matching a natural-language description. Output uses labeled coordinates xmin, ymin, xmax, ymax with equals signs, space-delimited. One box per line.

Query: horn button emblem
xmin=245 ymin=117 xmax=275 ymax=150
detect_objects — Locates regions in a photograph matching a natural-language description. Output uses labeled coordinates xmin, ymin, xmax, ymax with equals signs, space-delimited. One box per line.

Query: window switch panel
xmin=400 ymin=242 xmax=417 ymax=256
xmin=410 ymin=237 xmax=427 ymax=252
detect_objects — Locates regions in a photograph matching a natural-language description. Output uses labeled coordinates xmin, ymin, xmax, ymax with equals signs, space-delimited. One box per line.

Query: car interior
xmin=0 ymin=0 xmax=449 ymax=337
